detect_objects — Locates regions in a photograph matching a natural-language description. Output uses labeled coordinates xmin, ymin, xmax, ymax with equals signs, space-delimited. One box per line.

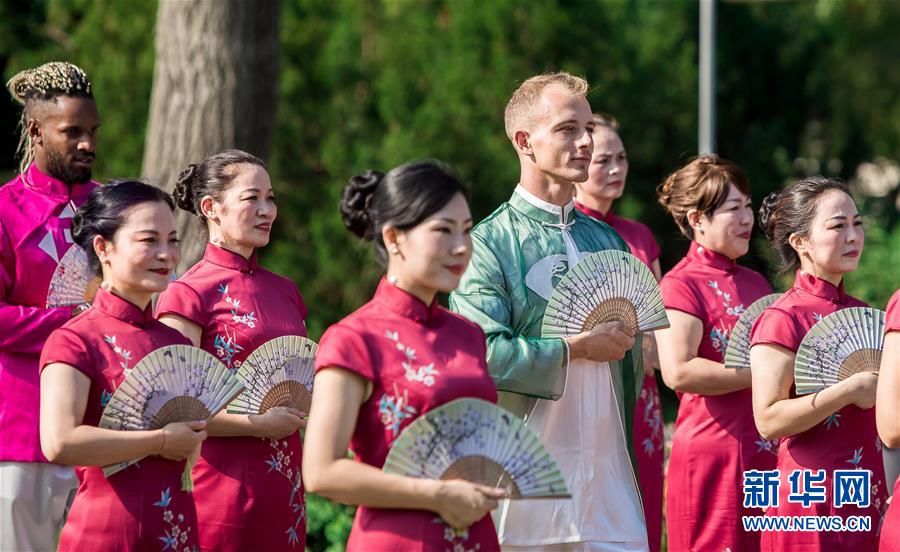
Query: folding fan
xmin=383 ymin=398 xmax=569 ymax=499
xmin=541 ymin=250 xmax=669 ymax=338
xmin=794 ymin=307 xmax=885 ymax=395
xmin=45 ymin=245 xmax=101 ymax=308
xmin=723 ymin=293 xmax=782 ymax=369
xmin=99 ymin=345 xmax=245 ymax=488
xmin=227 ymin=335 xmax=317 ymax=415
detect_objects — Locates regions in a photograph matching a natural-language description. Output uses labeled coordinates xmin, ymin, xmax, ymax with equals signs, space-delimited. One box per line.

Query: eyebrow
xmin=826 ymin=214 xmax=860 ymax=221
xmin=134 ymin=229 xmax=160 ymax=235
xmin=435 ymin=217 xmax=473 ymax=224
xmin=552 ymin=119 xmax=579 ymax=128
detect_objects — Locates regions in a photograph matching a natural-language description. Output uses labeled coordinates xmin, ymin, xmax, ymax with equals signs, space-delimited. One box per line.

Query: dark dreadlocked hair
xmin=6 ymin=61 xmax=93 ymax=174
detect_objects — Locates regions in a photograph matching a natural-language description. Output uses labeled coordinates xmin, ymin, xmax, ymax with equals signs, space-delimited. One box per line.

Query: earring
xmin=390 ymin=245 xmax=399 ymax=255
xmin=100 ymin=280 xmax=111 ymax=290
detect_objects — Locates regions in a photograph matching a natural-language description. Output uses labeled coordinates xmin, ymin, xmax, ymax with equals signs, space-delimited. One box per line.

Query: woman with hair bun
xmin=156 ymin=150 xmax=309 ymax=551
xmin=655 ymin=155 xmax=776 ymax=551
xmin=750 ymin=177 xmax=886 ymax=551
xmin=39 ymin=180 xmax=205 ymax=551
xmin=302 ymin=161 xmax=504 ymax=551
xmin=573 ymin=113 xmax=664 ymax=552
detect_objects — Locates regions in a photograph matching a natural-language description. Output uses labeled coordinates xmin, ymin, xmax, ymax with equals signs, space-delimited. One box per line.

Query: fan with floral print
xmin=99 ymin=345 xmax=244 ymax=488
xmin=227 ymin=335 xmax=318 ymax=415
xmin=723 ymin=293 xmax=781 ymax=369
xmin=794 ymin=307 xmax=885 ymax=395
xmin=383 ymin=398 xmax=569 ymax=498
xmin=45 ymin=245 xmax=101 ymax=308
xmin=542 ymin=250 xmax=669 ymax=339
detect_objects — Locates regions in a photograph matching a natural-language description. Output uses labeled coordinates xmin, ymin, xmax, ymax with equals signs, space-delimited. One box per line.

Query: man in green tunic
xmin=450 ymin=73 xmax=648 ymax=550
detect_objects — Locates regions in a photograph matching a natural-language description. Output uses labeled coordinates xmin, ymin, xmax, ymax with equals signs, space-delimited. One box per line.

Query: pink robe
xmin=881 ymin=289 xmax=900 ymax=552
xmin=575 ymin=201 xmax=664 ymax=551
xmin=314 ymin=278 xmax=500 ymax=552
xmin=751 ymin=271 xmax=887 ymax=551
xmin=0 ymin=164 xmax=98 ymax=462
xmin=39 ymin=288 xmax=198 ymax=551
xmin=155 ymin=243 xmax=308 ymax=551
xmin=661 ymin=242 xmax=777 ymax=551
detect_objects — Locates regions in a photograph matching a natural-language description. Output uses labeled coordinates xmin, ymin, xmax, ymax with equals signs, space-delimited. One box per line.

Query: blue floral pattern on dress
xmin=153 ymin=487 xmax=195 ymax=551
xmin=385 ymin=330 xmax=440 ymax=387
xmin=433 ymin=517 xmax=481 ymax=552
xmin=218 ymin=283 xmax=257 ymax=328
xmin=103 ymin=334 xmax=132 ymax=375
xmin=264 ymin=439 xmax=306 ymax=547
xmin=379 ymin=384 xmax=418 ymax=439
xmin=213 ymin=328 xmax=244 ymax=371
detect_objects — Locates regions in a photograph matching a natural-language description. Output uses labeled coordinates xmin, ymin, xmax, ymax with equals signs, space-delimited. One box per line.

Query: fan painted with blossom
xmin=794 ymin=307 xmax=885 ymax=395
xmin=723 ymin=293 xmax=782 ymax=369
xmin=99 ymin=345 xmax=244 ymax=485
xmin=46 ymin=245 xmax=101 ymax=308
xmin=542 ymin=250 xmax=668 ymax=338
xmin=383 ymin=398 xmax=569 ymax=499
xmin=227 ymin=335 xmax=317 ymax=415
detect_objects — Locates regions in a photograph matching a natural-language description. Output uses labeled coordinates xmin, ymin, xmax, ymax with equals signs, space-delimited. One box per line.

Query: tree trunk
xmin=142 ymin=0 xmax=281 ymax=273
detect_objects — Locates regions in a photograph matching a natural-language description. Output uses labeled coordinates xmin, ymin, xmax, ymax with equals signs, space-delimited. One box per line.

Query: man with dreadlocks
xmin=0 ymin=61 xmax=99 ymax=550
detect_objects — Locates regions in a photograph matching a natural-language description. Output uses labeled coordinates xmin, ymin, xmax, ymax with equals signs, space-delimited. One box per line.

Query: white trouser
xmin=0 ymin=462 xmax=77 ymax=552
xmin=503 ymin=543 xmax=648 ymax=551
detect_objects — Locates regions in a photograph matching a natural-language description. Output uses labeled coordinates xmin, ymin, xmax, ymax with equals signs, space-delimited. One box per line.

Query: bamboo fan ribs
xmin=227 ymin=335 xmax=318 ymax=415
xmin=794 ymin=307 xmax=885 ymax=395
xmin=383 ymin=398 xmax=569 ymax=499
xmin=542 ymin=250 xmax=668 ymax=338
xmin=723 ymin=293 xmax=781 ymax=369
xmin=46 ymin=245 xmax=101 ymax=308
xmin=99 ymin=345 xmax=244 ymax=481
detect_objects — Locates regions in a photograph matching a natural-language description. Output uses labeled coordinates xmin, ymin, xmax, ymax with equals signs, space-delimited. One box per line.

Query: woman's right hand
xmin=250 ymin=406 xmax=306 ymax=439
xmin=846 ymin=371 xmax=879 ymax=409
xmin=432 ymin=479 xmax=506 ymax=529
xmin=158 ymin=420 xmax=207 ymax=460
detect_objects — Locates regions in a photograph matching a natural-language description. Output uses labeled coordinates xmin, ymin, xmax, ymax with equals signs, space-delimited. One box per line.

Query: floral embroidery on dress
xmin=214 ymin=326 xmax=244 ymax=371
xmin=755 ymin=437 xmax=779 ymax=456
xmin=385 ymin=330 xmax=440 ymax=387
xmin=824 ymin=412 xmax=842 ymax=430
xmin=379 ymin=384 xmax=417 ymax=439
xmin=846 ymin=447 xmax=863 ymax=468
xmin=103 ymin=335 xmax=132 ymax=374
xmin=433 ymin=517 xmax=481 ymax=552
xmin=812 ymin=312 xmax=824 ymax=322
xmin=218 ymin=283 xmax=257 ymax=328
xmin=154 ymin=487 xmax=195 ymax=551
xmin=640 ymin=384 xmax=664 ymax=456
xmin=709 ymin=325 xmax=729 ymax=353
xmin=707 ymin=280 xmax=745 ymax=317
xmin=264 ymin=439 xmax=305 ymax=547
xmin=100 ymin=388 xmax=113 ymax=408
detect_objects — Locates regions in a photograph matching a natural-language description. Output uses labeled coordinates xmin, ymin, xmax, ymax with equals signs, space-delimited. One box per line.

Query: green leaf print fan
xmin=45 ymin=245 xmax=101 ymax=308
xmin=227 ymin=335 xmax=318 ymax=415
xmin=99 ymin=345 xmax=245 ymax=488
xmin=383 ymin=398 xmax=570 ymax=499
xmin=794 ymin=307 xmax=885 ymax=395
xmin=542 ymin=250 xmax=669 ymax=338
xmin=723 ymin=293 xmax=782 ymax=369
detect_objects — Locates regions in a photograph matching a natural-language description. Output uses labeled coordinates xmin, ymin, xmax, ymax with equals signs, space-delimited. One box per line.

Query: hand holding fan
xmin=794 ymin=307 xmax=885 ymax=395
xmin=723 ymin=293 xmax=782 ymax=369
xmin=46 ymin=245 xmax=101 ymax=308
xmin=228 ymin=335 xmax=317 ymax=415
xmin=383 ymin=398 xmax=569 ymax=499
xmin=99 ymin=345 xmax=244 ymax=489
xmin=541 ymin=250 xmax=669 ymax=338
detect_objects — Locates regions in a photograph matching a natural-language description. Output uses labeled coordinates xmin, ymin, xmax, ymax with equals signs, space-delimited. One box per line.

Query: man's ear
xmin=27 ymin=118 xmax=42 ymax=146
xmin=513 ymin=130 xmax=533 ymax=156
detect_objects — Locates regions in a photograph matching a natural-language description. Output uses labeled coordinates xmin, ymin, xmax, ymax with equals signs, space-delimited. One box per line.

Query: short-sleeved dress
xmin=750 ymin=270 xmax=887 ymax=551
xmin=880 ymin=289 xmax=900 ymax=552
xmin=575 ymin=201 xmax=664 ymax=551
xmin=155 ymin=243 xmax=308 ymax=551
xmin=39 ymin=288 xmax=198 ymax=551
xmin=314 ymin=278 xmax=500 ymax=552
xmin=660 ymin=241 xmax=777 ymax=551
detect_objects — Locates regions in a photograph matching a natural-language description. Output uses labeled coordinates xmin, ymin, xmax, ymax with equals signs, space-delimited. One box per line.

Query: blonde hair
xmin=6 ymin=61 xmax=93 ymax=174
xmin=504 ymin=72 xmax=589 ymax=140
xmin=592 ymin=112 xmax=618 ymax=132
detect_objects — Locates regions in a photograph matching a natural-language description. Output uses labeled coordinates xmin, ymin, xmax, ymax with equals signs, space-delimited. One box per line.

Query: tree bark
xmin=142 ymin=0 xmax=281 ymax=273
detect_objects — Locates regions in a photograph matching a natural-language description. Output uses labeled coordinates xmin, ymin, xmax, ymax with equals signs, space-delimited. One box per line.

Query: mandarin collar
xmin=793 ymin=269 xmax=849 ymax=304
xmin=23 ymin=163 xmax=82 ymax=200
xmin=687 ymin=241 xmax=737 ymax=272
xmin=203 ymin=243 xmax=259 ymax=273
xmin=573 ymin=201 xmax=616 ymax=224
xmin=92 ymin=288 xmax=155 ymax=327
xmin=374 ymin=277 xmax=441 ymax=325
xmin=510 ymin=184 xmax=577 ymax=226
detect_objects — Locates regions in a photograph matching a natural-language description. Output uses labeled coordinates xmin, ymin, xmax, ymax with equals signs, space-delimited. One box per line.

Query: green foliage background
xmin=3 ymin=1 xmax=899 ymax=550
